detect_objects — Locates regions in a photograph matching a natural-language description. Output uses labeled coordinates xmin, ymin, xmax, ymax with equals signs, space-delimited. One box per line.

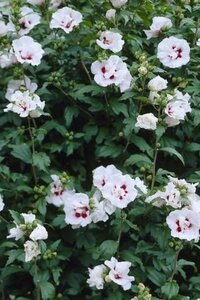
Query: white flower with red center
xmin=91 ymin=55 xmax=132 ymax=92
xmin=144 ymin=16 xmax=172 ymax=40
xmin=12 ymin=36 xmax=45 ymax=66
xmin=87 ymin=264 xmax=107 ymax=289
xmin=24 ymin=240 xmax=41 ymax=262
xmin=64 ymin=193 xmax=92 ymax=228
xmin=93 ymin=164 xmax=122 ymax=192
xmin=50 ymin=7 xmax=83 ymax=34
xmin=96 ymin=31 xmax=124 ymax=53
xmin=5 ymin=76 xmax=38 ymax=100
xmin=18 ymin=6 xmax=41 ymax=36
xmin=105 ymin=257 xmax=135 ymax=290
xmin=110 ymin=0 xmax=128 ymax=8
xmin=135 ymin=113 xmax=158 ymax=130
xmin=146 ymin=182 xmax=182 ymax=209
xmin=157 ymin=36 xmax=190 ymax=68
xmin=166 ymin=209 xmax=200 ymax=241
xmin=164 ymin=89 xmax=191 ymax=126
xmin=4 ymin=90 xmax=45 ymax=118
xmin=46 ymin=174 xmax=74 ymax=207
xmin=148 ymin=75 xmax=168 ymax=100
xmin=163 ymin=182 xmax=182 ymax=208
xmin=4 ymin=90 xmax=37 ymax=117
xmin=101 ymin=173 xmax=137 ymax=209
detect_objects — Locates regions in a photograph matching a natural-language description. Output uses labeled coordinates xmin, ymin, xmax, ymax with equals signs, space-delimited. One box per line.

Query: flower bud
xmin=138 ymin=66 xmax=148 ymax=75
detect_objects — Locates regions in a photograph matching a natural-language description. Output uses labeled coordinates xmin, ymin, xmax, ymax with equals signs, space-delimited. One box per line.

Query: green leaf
xmin=33 ymin=152 xmax=51 ymax=172
xmin=160 ymin=147 xmax=185 ymax=165
xmin=10 ymin=144 xmax=32 ymax=164
xmin=125 ymin=154 xmax=152 ymax=166
xmin=40 ymin=282 xmax=56 ymax=300
xmin=161 ymin=281 xmax=179 ymax=299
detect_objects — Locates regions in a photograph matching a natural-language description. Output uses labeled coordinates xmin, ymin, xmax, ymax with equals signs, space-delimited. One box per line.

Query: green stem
xmin=34 ymin=261 xmax=41 ymax=300
xmin=27 ymin=117 xmax=37 ymax=185
xmin=80 ymin=52 xmax=93 ymax=84
xmin=169 ymin=248 xmax=182 ymax=281
xmin=116 ymin=212 xmax=124 ymax=258
xmin=0 ymin=215 xmax=9 ymax=224
xmin=150 ymin=146 xmax=158 ymax=190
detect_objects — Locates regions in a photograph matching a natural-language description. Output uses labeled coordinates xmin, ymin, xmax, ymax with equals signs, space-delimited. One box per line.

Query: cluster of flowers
xmin=146 ymin=177 xmax=200 ymax=241
xmin=135 ymin=76 xmax=191 ymax=130
xmin=134 ymin=15 xmax=193 ymax=130
xmin=4 ymin=76 xmax=45 ymax=118
xmin=90 ymin=1 xmax=132 ymax=92
xmin=1 ymin=3 xmax=83 ymax=119
xmin=87 ymin=257 xmax=135 ymax=291
xmin=7 ymin=212 xmax=48 ymax=262
xmin=45 ymin=165 xmax=147 ymax=228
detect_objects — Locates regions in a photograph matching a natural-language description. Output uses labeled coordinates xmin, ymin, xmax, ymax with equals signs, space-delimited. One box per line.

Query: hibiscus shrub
xmin=0 ymin=0 xmax=200 ymax=299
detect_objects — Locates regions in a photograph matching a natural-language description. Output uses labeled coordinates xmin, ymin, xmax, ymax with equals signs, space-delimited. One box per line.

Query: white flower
xmin=0 ymin=20 xmax=9 ymax=36
xmin=148 ymin=75 xmax=168 ymax=100
xmin=12 ymin=36 xmax=44 ymax=66
xmin=7 ymin=225 xmax=24 ymax=240
xmin=64 ymin=193 xmax=92 ymax=228
xmin=101 ymin=173 xmax=138 ymax=209
xmin=105 ymin=257 xmax=135 ymax=291
xmin=93 ymin=164 xmax=122 ymax=192
xmin=29 ymin=94 xmax=45 ymax=118
xmin=96 ymin=31 xmax=124 ymax=53
xmin=105 ymin=9 xmax=116 ymax=21
xmin=169 ymin=177 xmax=197 ymax=196
xmin=197 ymin=38 xmax=200 ymax=46
xmin=50 ymin=0 xmax=63 ymax=9
xmin=50 ymin=7 xmax=83 ymax=34
xmin=18 ymin=6 xmax=41 ymax=36
xmin=0 ymin=194 xmax=5 ymax=212
xmin=164 ymin=89 xmax=191 ymax=126
xmin=5 ymin=76 xmax=38 ymax=100
xmin=87 ymin=264 xmax=107 ymax=289
xmin=4 ymin=90 xmax=37 ymax=117
xmin=135 ymin=113 xmax=158 ymax=130
xmin=46 ymin=174 xmax=74 ymax=207
xmin=0 ymin=50 xmax=17 ymax=68
xmin=157 ymin=36 xmax=190 ymax=68
xmin=134 ymin=177 xmax=148 ymax=195
xmin=24 ymin=240 xmax=41 ymax=262
xmin=90 ymin=191 xmax=109 ymax=223
xmin=30 ymin=224 xmax=48 ymax=241
xmin=110 ymin=0 xmax=128 ymax=8
xmin=27 ymin=0 xmax=45 ymax=4
xmin=144 ymin=16 xmax=172 ymax=40
xmin=166 ymin=208 xmax=200 ymax=241
xmin=91 ymin=55 xmax=132 ymax=92
xmin=21 ymin=213 xmax=36 ymax=223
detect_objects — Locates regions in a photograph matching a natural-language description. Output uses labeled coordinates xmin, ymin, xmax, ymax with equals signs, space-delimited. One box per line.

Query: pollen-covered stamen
xmin=114 ymin=184 xmax=128 ymax=200
xmin=103 ymin=36 xmax=111 ymax=45
xmin=176 ymin=220 xmax=182 ymax=232
xmin=101 ymin=66 xmax=106 ymax=74
xmin=114 ymin=273 xmax=122 ymax=280
xmin=176 ymin=217 xmax=192 ymax=233
xmin=74 ymin=206 xmax=89 ymax=218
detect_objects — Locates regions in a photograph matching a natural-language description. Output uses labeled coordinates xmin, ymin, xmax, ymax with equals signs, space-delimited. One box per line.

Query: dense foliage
xmin=0 ymin=0 xmax=200 ymax=299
